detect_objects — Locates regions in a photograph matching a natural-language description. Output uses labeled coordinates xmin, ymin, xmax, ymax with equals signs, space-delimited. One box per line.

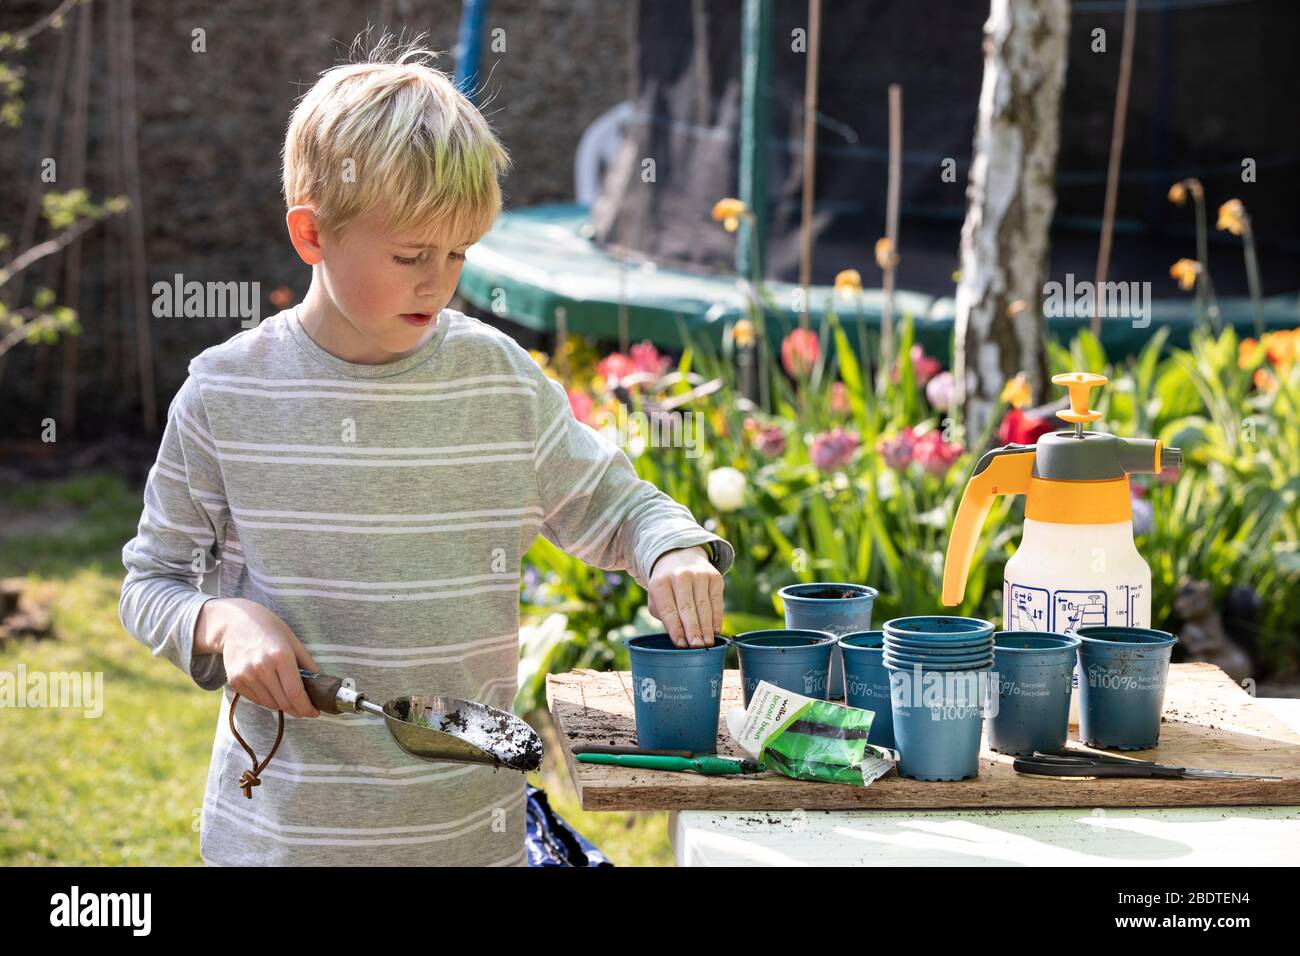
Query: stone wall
xmin=0 ymin=0 xmax=630 ymax=441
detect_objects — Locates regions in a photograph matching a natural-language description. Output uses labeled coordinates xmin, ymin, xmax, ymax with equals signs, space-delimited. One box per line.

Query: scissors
xmin=1012 ymin=748 xmax=1282 ymax=781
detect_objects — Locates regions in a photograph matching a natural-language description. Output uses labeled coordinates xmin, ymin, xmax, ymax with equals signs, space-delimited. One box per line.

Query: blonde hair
xmin=281 ymin=31 xmax=510 ymax=245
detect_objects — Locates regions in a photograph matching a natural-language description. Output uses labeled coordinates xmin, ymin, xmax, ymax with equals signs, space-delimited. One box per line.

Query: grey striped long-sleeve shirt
xmin=118 ymin=306 xmax=734 ymax=866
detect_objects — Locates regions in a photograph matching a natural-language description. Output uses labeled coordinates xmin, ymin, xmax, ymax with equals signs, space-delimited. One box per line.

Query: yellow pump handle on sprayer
xmin=1054 ymin=371 xmax=1106 ymax=425
xmin=940 ymin=449 xmax=1035 ymax=606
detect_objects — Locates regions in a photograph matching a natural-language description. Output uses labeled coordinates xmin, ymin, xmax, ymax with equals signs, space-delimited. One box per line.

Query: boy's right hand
xmin=199 ymin=598 xmax=322 ymax=718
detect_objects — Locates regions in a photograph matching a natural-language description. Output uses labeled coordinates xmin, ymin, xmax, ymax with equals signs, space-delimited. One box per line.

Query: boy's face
xmin=289 ymin=205 xmax=475 ymax=362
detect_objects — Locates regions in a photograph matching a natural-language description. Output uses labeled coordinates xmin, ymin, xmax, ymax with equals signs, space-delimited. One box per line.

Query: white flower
xmin=707 ymin=467 xmax=747 ymax=512
xmin=925 ymin=370 xmax=956 ymax=411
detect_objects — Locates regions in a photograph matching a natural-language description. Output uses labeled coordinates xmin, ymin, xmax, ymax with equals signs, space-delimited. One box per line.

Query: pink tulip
xmin=597 ymin=352 xmax=637 ymax=386
xmin=754 ymin=426 xmax=787 ymax=457
xmin=630 ymin=341 xmax=671 ymax=377
xmin=811 ymin=427 xmax=860 ymax=472
xmin=876 ymin=427 xmax=918 ymax=470
xmin=782 ymin=328 xmax=820 ymax=378
xmin=567 ymin=389 xmax=593 ymax=424
xmin=910 ymin=344 xmax=941 ymax=386
xmin=925 ymin=371 xmax=955 ymax=411
xmin=830 ymin=381 xmax=851 ymax=416
xmin=913 ymin=430 xmax=963 ymax=476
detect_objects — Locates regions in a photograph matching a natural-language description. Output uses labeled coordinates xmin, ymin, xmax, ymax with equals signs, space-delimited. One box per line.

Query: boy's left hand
xmin=647 ymin=545 xmax=725 ymax=648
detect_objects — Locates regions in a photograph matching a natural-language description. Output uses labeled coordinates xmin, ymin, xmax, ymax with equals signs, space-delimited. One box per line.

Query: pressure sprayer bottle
xmin=941 ymin=373 xmax=1182 ymax=723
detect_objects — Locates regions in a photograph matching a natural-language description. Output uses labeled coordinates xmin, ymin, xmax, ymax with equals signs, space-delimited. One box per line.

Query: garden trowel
xmin=298 ymin=669 xmax=543 ymax=772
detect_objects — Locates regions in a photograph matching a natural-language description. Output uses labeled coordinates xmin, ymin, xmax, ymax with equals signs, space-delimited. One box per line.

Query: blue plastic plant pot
xmin=734 ymin=629 xmax=836 ymax=707
xmin=883 ymin=616 xmax=995 ymax=645
xmin=1075 ymin=627 xmax=1178 ymax=751
xmin=778 ymin=583 xmax=879 ymax=700
xmin=882 ymin=646 xmax=995 ymax=669
xmin=839 ymin=631 xmax=894 ymax=749
xmin=885 ymin=662 xmax=988 ymax=781
xmin=883 ymin=639 xmax=993 ymax=660
xmin=884 ymin=632 xmax=996 ymax=652
xmin=883 ymin=654 xmax=994 ymax=673
xmin=988 ymin=632 xmax=1082 ymax=756
xmin=625 ymin=633 xmax=731 ymax=754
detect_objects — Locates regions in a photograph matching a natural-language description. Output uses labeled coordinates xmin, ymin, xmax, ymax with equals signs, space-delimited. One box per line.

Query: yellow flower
xmin=834 ymin=269 xmax=863 ymax=297
xmin=1239 ymin=330 xmax=1298 ymax=373
xmin=1168 ymin=178 xmax=1204 ymax=205
xmin=1216 ymin=199 xmax=1247 ymax=236
xmin=874 ymin=237 xmax=899 ymax=270
xmin=711 ymin=197 xmax=749 ymax=233
xmin=1267 ymin=329 xmax=1296 ymax=369
xmin=1169 ymin=258 xmax=1201 ymax=291
xmin=1238 ymin=337 xmax=1262 ymax=369
xmin=733 ymin=318 xmax=756 ymax=348
xmin=1000 ymin=372 xmax=1032 ymax=409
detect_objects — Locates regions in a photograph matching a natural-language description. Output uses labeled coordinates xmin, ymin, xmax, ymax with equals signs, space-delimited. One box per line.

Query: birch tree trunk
xmin=954 ymin=0 xmax=1069 ymax=443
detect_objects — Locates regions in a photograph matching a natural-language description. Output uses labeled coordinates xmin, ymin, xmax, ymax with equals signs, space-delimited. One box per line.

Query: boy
xmin=119 ymin=37 xmax=733 ymax=866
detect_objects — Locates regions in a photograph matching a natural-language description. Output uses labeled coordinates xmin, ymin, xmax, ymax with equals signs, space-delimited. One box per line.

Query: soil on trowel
xmin=403 ymin=701 xmax=543 ymax=773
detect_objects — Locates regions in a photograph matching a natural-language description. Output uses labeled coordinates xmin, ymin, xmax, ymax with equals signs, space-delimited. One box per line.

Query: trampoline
xmin=458 ymin=0 xmax=1300 ymax=361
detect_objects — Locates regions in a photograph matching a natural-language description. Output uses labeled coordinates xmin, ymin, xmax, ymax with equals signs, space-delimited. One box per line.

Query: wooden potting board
xmin=545 ymin=663 xmax=1300 ymax=811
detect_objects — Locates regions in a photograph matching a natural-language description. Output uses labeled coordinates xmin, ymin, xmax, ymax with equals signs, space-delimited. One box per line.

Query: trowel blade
xmin=384 ymin=695 xmax=543 ymax=772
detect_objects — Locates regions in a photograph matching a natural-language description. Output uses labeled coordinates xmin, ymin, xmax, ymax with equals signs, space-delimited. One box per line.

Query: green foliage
xmin=516 ymin=317 xmax=1300 ymax=712
xmin=0 ymin=190 xmax=124 ymax=360
xmin=515 ymin=534 xmax=647 ymax=713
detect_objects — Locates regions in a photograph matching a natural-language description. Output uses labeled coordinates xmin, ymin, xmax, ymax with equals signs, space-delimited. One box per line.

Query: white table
xmin=670 ymin=698 xmax=1300 ymax=866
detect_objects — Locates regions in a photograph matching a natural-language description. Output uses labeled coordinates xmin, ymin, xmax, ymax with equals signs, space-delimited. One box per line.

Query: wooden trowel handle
xmin=298 ymin=669 xmax=345 ymax=715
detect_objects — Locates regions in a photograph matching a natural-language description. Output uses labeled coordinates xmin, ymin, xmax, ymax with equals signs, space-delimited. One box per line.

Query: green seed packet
xmin=726 ymin=680 xmax=898 ymax=786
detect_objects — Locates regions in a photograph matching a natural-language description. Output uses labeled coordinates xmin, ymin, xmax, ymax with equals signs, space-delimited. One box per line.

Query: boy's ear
xmin=286 ymin=206 xmax=324 ymax=265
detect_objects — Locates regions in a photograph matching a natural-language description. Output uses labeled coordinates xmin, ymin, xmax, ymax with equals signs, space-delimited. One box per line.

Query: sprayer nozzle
xmin=1161 ymin=447 xmax=1183 ymax=472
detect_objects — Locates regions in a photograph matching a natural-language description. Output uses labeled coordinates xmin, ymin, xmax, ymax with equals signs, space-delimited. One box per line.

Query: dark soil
xmin=394 ymin=698 xmax=543 ymax=772
xmin=798 ymin=587 xmax=867 ymax=600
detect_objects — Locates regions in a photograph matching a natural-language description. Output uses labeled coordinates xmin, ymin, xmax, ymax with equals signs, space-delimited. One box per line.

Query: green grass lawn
xmin=0 ymin=473 xmax=672 ymax=866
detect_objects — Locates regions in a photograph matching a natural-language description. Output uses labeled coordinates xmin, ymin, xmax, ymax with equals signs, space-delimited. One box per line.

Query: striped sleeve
xmin=530 ymin=368 xmax=734 ymax=591
xmin=119 ymin=373 xmax=230 ymax=691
